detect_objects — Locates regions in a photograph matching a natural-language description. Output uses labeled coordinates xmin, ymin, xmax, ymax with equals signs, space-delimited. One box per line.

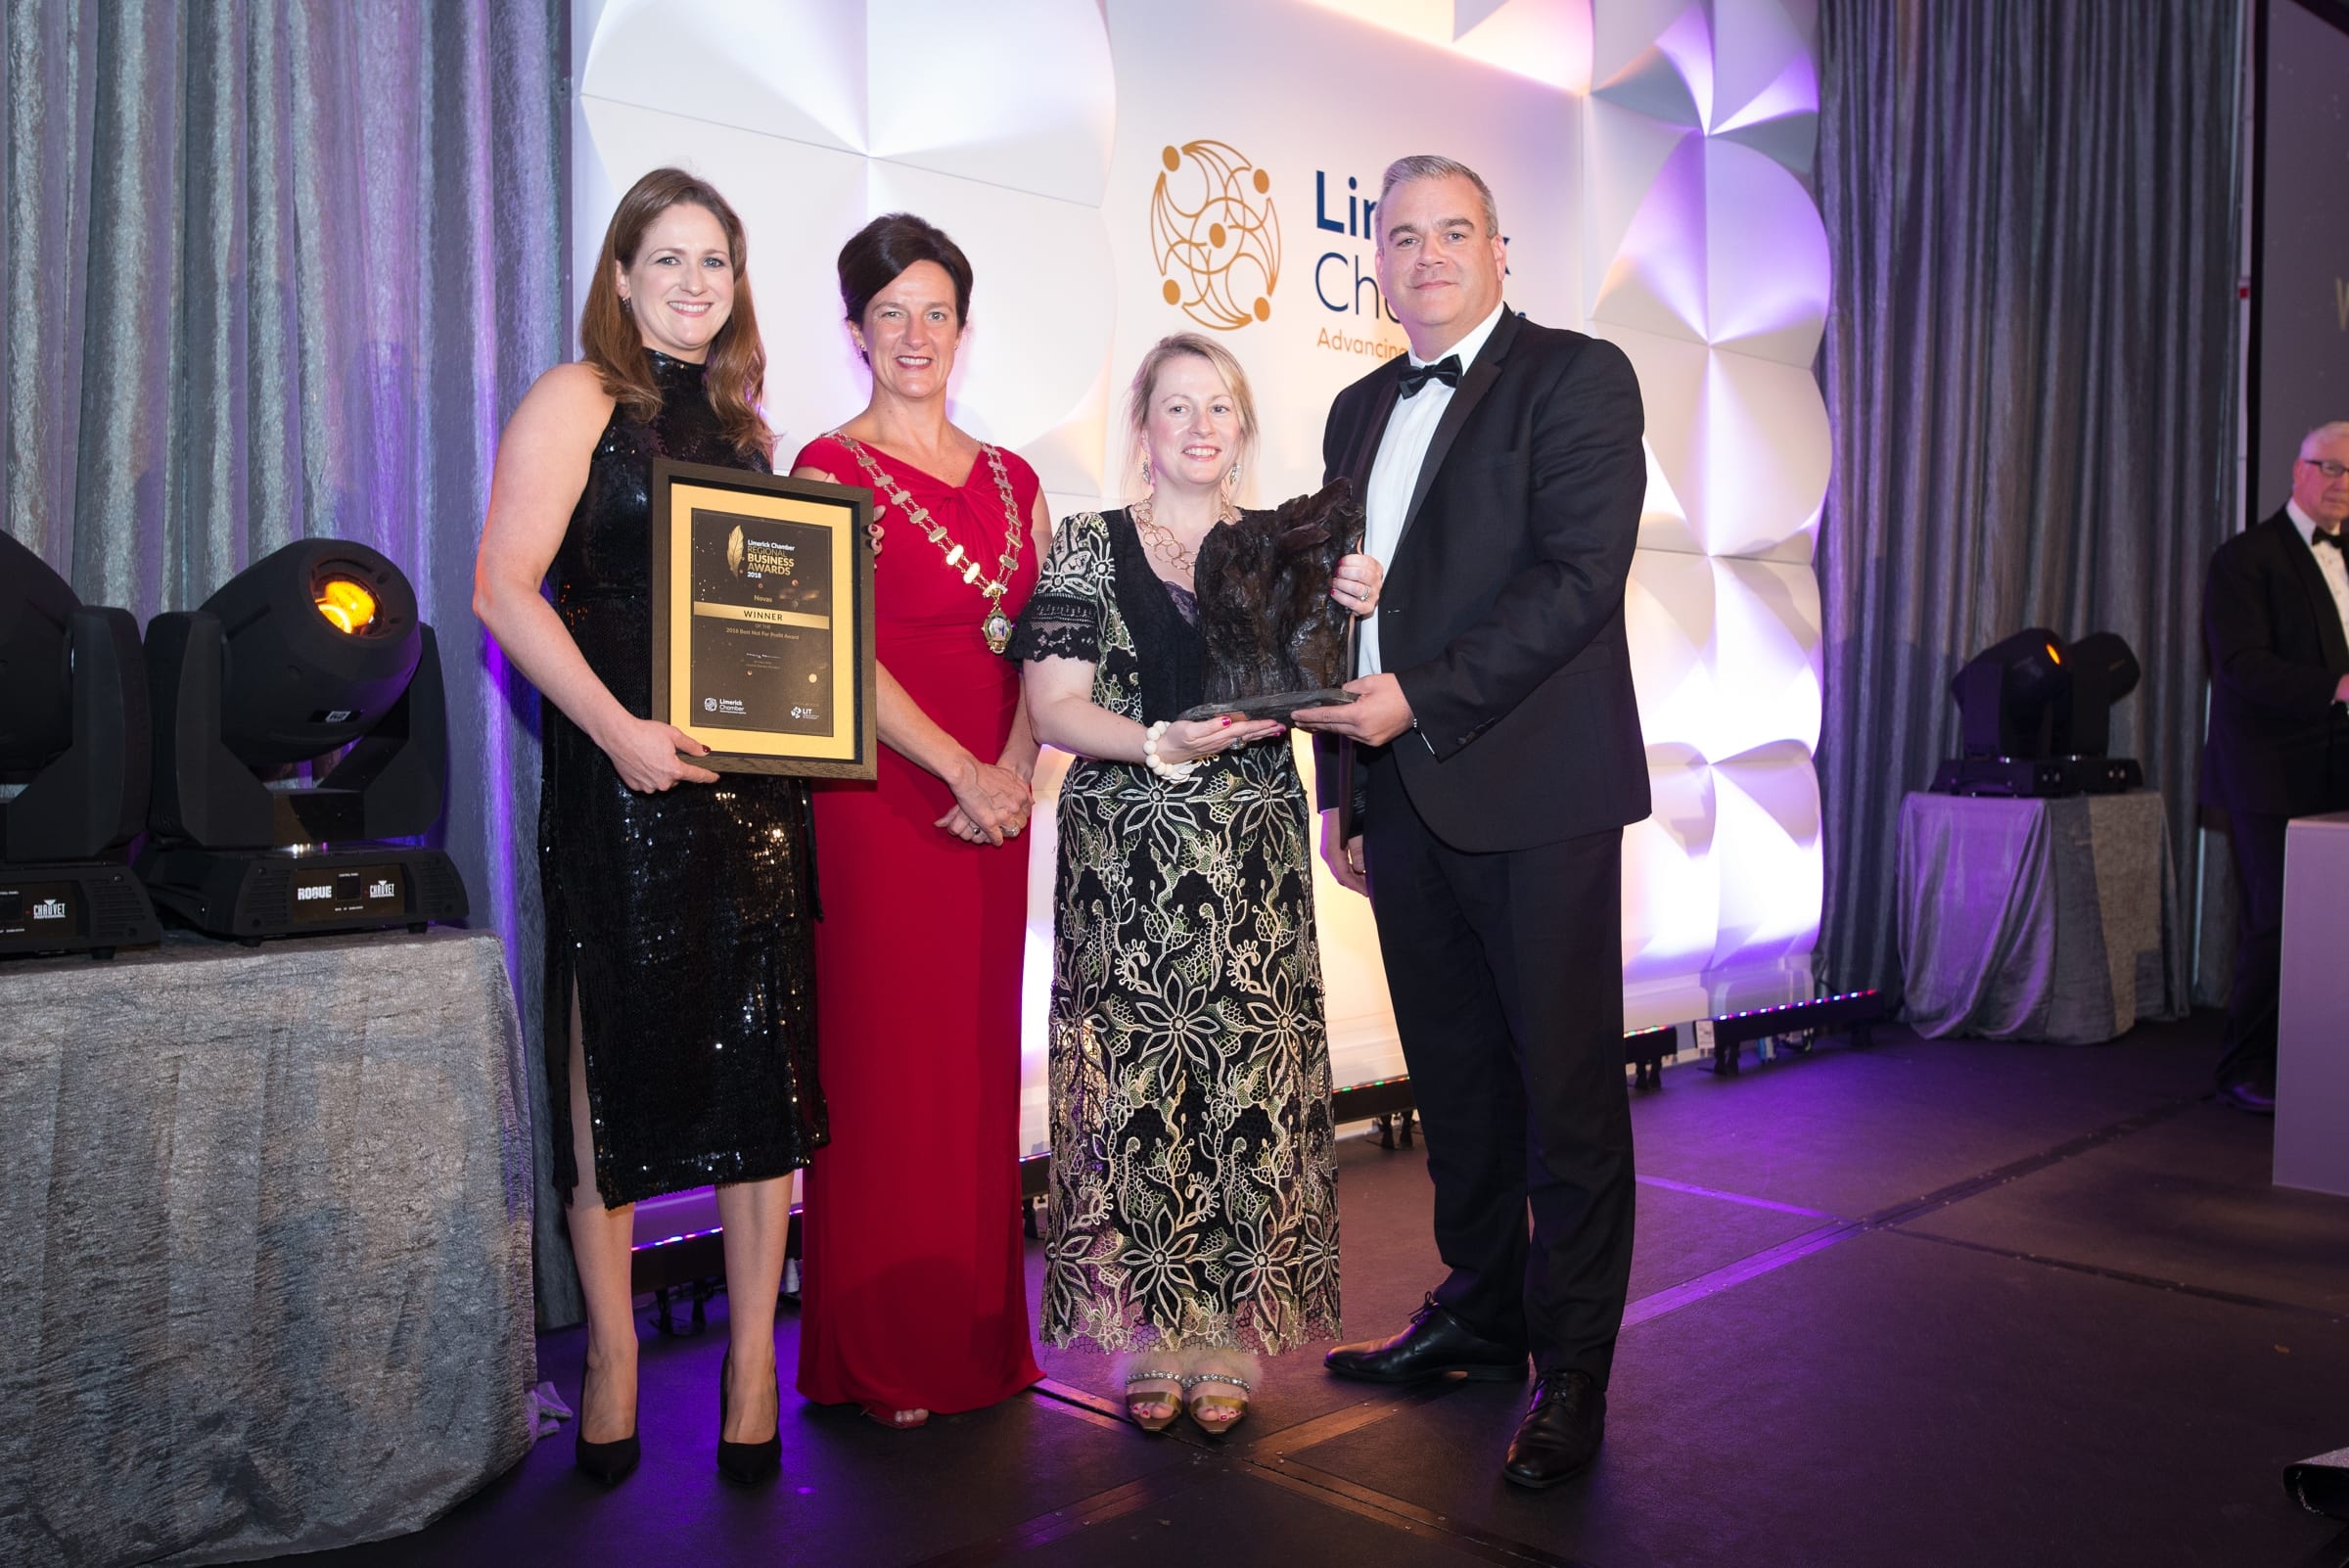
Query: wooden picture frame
xmin=648 ymin=458 xmax=876 ymax=779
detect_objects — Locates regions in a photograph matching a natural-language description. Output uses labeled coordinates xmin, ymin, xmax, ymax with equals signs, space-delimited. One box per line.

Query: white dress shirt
xmin=2285 ymin=497 xmax=2349 ymax=644
xmin=1357 ymin=300 xmax=1507 ymax=677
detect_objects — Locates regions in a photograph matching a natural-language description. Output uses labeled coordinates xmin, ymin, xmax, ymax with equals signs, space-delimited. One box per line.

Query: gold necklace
xmin=831 ymin=435 xmax=1028 ymax=653
xmin=1129 ymin=494 xmax=1233 ymax=578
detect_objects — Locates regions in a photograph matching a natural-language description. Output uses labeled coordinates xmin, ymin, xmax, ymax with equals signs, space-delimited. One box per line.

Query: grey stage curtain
xmin=2 ymin=0 xmax=582 ymax=1325
xmin=1815 ymin=0 xmax=2243 ymax=995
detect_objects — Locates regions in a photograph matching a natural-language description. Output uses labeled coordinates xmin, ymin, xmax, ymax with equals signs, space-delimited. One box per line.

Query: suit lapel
xmin=1389 ymin=306 xmax=1520 ymax=570
xmin=1339 ymin=372 xmax=1402 ymax=493
xmin=1327 ymin=363 xmax=1406 ymax=823
xmin=2274 ymin=511 xmax=2349 ymax=672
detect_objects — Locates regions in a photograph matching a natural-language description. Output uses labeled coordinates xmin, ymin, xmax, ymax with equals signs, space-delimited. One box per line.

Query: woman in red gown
xmin=789 ymin=213 xmax=1047 ymax=1425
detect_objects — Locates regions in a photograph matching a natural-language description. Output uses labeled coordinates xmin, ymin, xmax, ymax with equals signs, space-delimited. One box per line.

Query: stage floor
xmin=289 ymin=1014 xmax=2349 ymax=1568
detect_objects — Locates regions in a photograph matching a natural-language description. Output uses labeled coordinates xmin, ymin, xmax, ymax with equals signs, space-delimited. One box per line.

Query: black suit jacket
xmin=1313 ymin=308 xmax=1650 ymax=853
xmin=2202 ymin=509 xmax=2349 ymax=817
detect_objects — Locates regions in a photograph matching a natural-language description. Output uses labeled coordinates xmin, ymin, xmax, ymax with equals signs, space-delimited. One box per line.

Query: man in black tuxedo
xmin=2201 ymin=422 xmax=2349 ymax=1115
xmin=1292 ymin=156 xmax=1647 ymax=1489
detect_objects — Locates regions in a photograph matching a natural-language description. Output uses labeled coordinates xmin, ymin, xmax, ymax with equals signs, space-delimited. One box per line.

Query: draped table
xmin=1896 ymin=791 xmax=2188 ymax=1043
xmin=0 ymin=928 xmax=536 ymax=1566
xmin=2277 ymin=810 xmax=2349 ymax=1196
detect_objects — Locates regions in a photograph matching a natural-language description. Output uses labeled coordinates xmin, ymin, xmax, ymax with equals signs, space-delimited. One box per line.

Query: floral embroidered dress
xmin=1012 ymin=507 xmax=1341 ymax=1355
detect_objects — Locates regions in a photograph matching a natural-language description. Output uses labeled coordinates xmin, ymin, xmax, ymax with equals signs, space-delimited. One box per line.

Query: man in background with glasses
xmin=2200 ymin=421 xmax=2349 ymax=1114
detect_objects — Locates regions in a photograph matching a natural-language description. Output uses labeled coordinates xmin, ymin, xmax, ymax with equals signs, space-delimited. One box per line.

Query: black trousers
xmin=2216 ymin=807 xmax=2289 ymax=1090
xmin=1361 ymin=758 xmax=1636 ymax=1386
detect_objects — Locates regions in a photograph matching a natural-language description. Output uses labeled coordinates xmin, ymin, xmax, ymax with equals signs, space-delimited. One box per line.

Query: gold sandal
xmin=1123 ymin=1370 xmax=1186 ymax=1433
xmin=1182 ymin=1369 xmax=1252 ymax=1435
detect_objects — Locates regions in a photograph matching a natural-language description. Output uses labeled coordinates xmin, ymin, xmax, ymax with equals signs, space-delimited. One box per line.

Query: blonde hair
xmin=1122 ymin=333 xmax=1262 ymax=503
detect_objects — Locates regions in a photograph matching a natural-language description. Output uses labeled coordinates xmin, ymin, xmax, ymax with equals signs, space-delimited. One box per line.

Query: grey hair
xmin=2299 ymin=422 xmax=2349 ymax=458
xmin=1378 ymin=155 xmax=1500 ymax=238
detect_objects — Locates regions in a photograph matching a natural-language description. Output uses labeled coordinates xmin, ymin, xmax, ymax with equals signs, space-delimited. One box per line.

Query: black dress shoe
xmin=1324 ymin=1294 xmax=1527 ymax=1385
xmin=2216 ymin=1078 xmax=2277 ymax=1116
xmin=1502 ymin=1368 xmax=1605 ymax=1490
xmin=574 ymin=1362 xmax=640 ymax=1487
xmin=716 ymin=1350 xmax=782 ymax=1484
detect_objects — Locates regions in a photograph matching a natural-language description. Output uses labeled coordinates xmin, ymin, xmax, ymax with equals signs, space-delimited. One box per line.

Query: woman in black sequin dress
xmin=475 ymin=169 xmax=821 ymax=1486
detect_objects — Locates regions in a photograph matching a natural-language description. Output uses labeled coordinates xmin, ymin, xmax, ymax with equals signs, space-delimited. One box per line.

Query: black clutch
xmin=1179 ymin=479 xmax=1365 ymax=722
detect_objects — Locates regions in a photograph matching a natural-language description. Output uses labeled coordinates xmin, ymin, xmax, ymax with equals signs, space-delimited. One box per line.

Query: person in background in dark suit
xmin=1292 ymin=155 xmax=1648 ymax=1491
xmin=2201 ymin=421 xmax=2349 ymax=1115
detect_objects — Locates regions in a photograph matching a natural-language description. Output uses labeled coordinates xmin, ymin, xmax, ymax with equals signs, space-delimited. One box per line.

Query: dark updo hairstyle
xmin=837 ymin=212 xmax=975 ymax=336
xmin=579 ymin=166 xmax=770 ymax=461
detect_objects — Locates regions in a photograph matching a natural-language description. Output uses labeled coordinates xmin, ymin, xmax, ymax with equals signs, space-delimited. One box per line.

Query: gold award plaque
xmin=650 ymin=459 xmax=876 ymax=778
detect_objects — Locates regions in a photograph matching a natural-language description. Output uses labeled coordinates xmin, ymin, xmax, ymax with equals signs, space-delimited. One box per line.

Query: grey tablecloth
xmin=0 ymin=928 xmax=536 ymax=1566
xmin=1897 ymin=791 xmax=2188 ymax=1043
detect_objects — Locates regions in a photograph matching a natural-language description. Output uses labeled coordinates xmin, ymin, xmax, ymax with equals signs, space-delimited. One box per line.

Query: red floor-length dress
xmin=792 ymin=434 xmax=1044 ymax=1414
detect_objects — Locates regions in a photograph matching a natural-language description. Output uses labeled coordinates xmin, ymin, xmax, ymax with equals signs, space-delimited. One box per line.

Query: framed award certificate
xmin=648 ymin=458 xmax=877 ymax=778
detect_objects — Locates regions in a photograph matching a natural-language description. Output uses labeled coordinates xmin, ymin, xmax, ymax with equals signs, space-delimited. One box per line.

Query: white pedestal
xmin=2276 ymin=810 xmax=2349 ymax=1196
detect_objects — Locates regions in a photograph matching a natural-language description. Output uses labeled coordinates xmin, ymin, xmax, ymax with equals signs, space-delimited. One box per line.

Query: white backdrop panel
xmin=1625 ymin=747 xmax=1719 ymax=988
xmin=580 ymin=0 xmax=866 ymax=153
xmin=1697 ymin=349 xmax=1829 ymax=561
xmin=1626 ymin=549 xmax=1717 ymax=749
xmin=1709 ymin=555 xmax=1823 ymax=758
xmin=1711 ymin=745 xmax=1824 ymax=971
xmin=1297 ymin=0 xmax=1595 ymax=91
xmin=863 ymin=0 xmax=1114 ymax=203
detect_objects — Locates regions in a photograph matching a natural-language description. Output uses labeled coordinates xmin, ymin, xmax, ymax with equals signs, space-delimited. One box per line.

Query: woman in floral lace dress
xmin=1014 ymin=334 xmax=1380 ymax=1434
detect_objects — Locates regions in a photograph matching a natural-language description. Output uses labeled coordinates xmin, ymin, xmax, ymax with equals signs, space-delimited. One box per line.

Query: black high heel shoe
xmin=574 ymin=1360 xmax=640 ymax=1486
xmin=716 ymin=1349 xmax=781 ymax=1484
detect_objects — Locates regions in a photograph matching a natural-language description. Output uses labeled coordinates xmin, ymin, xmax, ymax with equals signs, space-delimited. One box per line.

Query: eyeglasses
xmin=2299 ymin=458 xmax=2349 ymax=481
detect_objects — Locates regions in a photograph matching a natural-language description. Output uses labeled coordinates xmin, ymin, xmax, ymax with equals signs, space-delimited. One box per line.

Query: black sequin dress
xmin=538 ymin=348 xmax=826 ymax=1207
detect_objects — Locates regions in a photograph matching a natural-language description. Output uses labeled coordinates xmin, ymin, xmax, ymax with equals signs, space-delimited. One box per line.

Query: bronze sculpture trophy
xmin=1182 ymin=478 xmax=1365 ymax=722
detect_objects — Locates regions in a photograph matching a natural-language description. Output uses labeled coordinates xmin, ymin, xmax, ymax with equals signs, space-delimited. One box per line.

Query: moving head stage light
xmin=1932 ymin=627 xmax=2145 ymax=797
xmin=136 ymin=538 xmax=468 ymax=940
xmin=0 ymin=534 xmax=160 ymax=957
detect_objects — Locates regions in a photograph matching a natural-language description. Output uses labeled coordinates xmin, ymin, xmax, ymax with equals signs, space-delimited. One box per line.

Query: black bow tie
xmin=1397 ymin=354 xmax=1462 ymax=398
xmin=2317 ymin=529 xmax=2346 ymax=552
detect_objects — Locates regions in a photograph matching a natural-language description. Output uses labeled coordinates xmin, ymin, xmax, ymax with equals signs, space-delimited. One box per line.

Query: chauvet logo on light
xmin=31 ymin=899 xmax=66 ymax=920
xmin=1150 ymin=141 xmax=1280 ymax=332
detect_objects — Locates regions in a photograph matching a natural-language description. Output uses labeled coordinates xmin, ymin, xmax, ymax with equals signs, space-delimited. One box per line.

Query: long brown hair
xmin=579 ymin=168 xmax=770 ymax=461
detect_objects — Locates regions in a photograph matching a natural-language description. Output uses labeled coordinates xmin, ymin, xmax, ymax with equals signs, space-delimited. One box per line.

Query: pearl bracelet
xmin=1143 ymin=720 xmax=1201 ymax=782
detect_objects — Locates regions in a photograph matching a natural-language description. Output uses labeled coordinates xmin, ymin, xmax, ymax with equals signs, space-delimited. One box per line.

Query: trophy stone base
xmin=1178 ymin=687 xmax=1359 ymax=723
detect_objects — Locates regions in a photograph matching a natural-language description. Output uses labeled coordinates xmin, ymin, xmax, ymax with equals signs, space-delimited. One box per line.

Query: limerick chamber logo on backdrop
xmin=1150 ymin=140 xmax=1280 ymax=331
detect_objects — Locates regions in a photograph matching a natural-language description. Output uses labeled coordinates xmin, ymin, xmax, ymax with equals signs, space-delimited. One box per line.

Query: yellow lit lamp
xmin=314 ymin=577 xmax=378 ymax=634
xmin=136 ymin=538 xmax=468 ymax=940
